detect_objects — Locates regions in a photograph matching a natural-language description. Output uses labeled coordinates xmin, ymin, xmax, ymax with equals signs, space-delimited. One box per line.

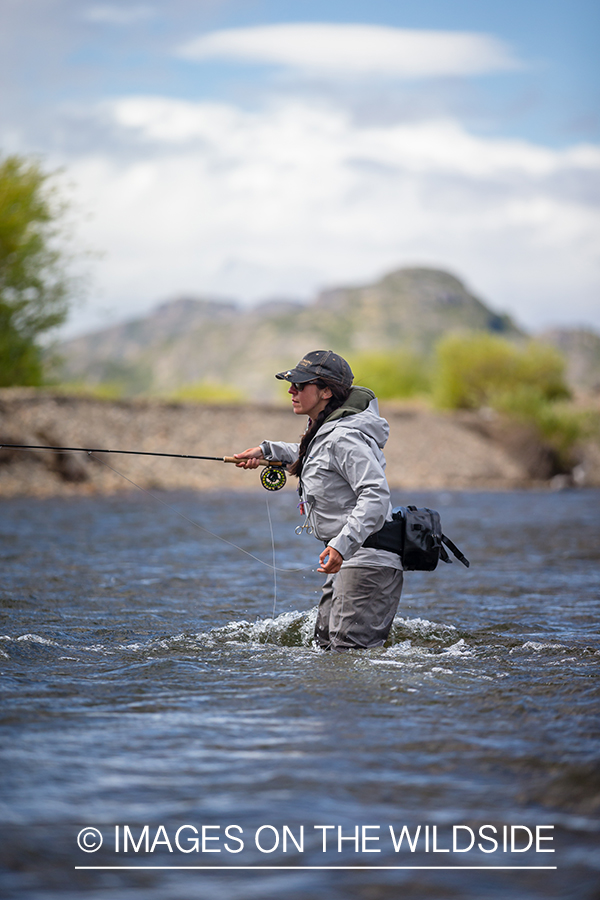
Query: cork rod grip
xmin=222 ymin=457 xmax=283 ymax=467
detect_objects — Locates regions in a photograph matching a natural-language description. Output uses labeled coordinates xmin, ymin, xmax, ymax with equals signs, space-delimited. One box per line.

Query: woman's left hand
xmin=318 ymin=546 xmax=343 ymax=574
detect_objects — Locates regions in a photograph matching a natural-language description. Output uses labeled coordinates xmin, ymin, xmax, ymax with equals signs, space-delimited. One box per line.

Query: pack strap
xmin=441 ymin=534 xmax=470 ymax=568
xmin=439 ymin=543 xmax=452 ymax=564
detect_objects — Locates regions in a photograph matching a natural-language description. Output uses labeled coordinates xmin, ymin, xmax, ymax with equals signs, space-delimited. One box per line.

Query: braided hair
xmin=289 ymin=379 xmax=351 ymax=479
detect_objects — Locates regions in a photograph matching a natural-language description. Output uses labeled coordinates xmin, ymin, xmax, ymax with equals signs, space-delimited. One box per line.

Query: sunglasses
xmin=290 ymin=381 xmax=320 ymax=392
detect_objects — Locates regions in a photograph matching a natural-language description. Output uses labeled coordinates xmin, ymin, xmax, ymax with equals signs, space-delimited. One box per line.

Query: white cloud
xmin=64 ymin=95 xmax=600 ymax=336
xmin=110 ymin=95 xmax=600 ymax=178
xmin=177 ymin=23 xmax=520 ymax=79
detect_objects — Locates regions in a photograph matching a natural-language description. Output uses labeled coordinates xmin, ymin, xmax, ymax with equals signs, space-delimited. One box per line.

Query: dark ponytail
xmin=289 ymin=379 xmax=351 ymax=479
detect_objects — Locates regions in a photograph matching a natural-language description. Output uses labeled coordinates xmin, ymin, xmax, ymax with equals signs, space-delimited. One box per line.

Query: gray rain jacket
xmin=261 ymin=386 xmax=401 ymax=569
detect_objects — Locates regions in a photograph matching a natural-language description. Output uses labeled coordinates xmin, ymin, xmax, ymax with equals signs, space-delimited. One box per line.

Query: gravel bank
xmin=1 ymin=389 xmax=597 ymax=496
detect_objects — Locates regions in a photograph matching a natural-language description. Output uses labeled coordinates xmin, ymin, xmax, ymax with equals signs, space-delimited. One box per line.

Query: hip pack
xmin=363 ymin=506 xmax=470 ymax=571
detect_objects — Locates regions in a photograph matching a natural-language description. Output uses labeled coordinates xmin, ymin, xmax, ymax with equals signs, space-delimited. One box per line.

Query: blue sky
xmin=2 ymin=0 xmax=599 ymax=334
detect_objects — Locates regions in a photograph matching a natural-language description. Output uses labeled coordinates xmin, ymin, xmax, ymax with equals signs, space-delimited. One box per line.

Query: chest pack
xmin=363 ymin=506 xmax=470 ymax=571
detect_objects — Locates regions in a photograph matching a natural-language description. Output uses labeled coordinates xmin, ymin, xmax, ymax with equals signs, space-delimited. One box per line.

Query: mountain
xmin=56 ymin=266 xmax=525 ymax=399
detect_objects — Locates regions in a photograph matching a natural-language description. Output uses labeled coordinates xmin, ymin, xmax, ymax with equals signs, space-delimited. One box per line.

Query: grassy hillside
xmin=54 ymin=266 xmax=525 ymax=400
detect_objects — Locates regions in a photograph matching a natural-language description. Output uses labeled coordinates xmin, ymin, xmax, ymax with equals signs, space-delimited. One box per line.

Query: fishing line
xmin=265 ymin=496 xmax=277 ymax=618
xmin=88 ymin=453 xmax=312 ymax=575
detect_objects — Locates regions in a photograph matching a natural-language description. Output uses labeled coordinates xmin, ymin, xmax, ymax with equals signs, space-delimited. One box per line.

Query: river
xmin=1 ymin=488 xmax=599 ymax=899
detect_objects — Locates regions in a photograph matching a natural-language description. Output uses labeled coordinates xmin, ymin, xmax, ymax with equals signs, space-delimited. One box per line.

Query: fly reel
xmin=260 ymin=465 xmax=287 ymax=491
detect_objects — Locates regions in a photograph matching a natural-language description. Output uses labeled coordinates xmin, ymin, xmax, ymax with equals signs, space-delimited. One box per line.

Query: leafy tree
xmin=0 ymin=154 xmax=74 ymax=386
xmin=349 ymin=350 xmax=430 ymax=399
xmin=431 ymin=332 xmax=586 ymax=469
xmin=432 ymin=332 xmax=570 ymax=410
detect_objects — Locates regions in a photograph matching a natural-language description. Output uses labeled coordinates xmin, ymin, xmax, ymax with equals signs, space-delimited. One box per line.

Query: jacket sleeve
xmin=326 ymin=431 xmax=390 ymax=560
xmin=260 ymin=440 xmax=299 ymax=467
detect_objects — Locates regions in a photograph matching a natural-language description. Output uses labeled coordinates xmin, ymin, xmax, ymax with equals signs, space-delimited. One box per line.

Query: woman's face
xmin=288 ymin=382 xmax=332 ymax=419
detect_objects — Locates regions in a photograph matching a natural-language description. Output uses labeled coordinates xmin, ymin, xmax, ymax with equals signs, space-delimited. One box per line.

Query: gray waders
xmin=315 ymin=567 xmax=403 ymax=651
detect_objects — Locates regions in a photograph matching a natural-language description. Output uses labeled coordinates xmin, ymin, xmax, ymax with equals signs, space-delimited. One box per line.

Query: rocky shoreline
xmin=1 ymin=389 xmax=598 ymax=497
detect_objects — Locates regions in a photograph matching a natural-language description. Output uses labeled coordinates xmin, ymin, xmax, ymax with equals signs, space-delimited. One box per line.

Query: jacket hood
xmin=320 ymin=385 xmax=389 ymax=449
xmin=324 ymin=385 xmax=374 ymax=422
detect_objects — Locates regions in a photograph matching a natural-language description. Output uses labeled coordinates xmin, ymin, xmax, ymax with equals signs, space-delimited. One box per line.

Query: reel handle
xmin=223 ymin=456 xmax=286 ymax=490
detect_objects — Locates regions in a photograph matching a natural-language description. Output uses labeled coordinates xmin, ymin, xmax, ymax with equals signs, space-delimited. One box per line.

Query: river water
xmin=0 ymin=487 xmax=599 ymax=900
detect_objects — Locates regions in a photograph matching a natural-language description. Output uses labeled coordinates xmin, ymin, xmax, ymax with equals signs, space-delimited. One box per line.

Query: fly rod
xmin=0 ymin=443 xmax=287 ymax=490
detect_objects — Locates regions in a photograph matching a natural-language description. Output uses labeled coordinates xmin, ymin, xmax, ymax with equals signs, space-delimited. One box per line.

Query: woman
xmin=234 ymin=350 xmax=402 ymax=651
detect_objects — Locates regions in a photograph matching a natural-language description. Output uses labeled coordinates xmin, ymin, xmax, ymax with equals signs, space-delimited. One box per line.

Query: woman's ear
xmin=321 ymin=386 xmax=333 ymax=401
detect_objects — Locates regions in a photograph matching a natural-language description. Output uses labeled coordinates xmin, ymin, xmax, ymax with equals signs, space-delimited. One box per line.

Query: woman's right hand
xmin=233 ymin=447 xmax=264 ymax=469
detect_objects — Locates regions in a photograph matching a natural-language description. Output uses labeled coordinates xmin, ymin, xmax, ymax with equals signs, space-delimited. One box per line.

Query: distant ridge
xmin=56 ymin=266 xmax=526 ymax=399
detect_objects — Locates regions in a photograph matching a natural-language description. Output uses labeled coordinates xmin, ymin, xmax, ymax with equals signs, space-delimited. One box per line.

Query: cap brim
xmin=275 ymin=369 xmax=314 ymax=382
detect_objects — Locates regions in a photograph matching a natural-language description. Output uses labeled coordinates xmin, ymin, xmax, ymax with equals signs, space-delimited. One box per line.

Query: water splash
xmin=207 ymin=609 xmax=318 ymax=647
xmin=388 ymin=615 xmax=460 ymax=646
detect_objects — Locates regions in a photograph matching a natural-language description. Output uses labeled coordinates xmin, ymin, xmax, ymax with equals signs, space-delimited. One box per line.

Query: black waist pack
xmin=363 ymin=506 xmax=470 ymax=571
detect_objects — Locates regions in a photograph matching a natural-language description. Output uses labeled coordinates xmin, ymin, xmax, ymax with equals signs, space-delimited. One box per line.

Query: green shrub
xmin=166 ymin=381 xmax=244 ymax=404
xmin=493 ymin=387 xmax=588 ymax=468
xmin=349 ymin=350 xmax=430 ymax=399
xmin=432 ymin=333 xmax=570 ymax=410
xmin=50 ymin=381 xmax=127 ymax=399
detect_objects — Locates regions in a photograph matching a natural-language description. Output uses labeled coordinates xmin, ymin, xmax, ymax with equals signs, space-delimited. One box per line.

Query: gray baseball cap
xmin=276 ymin=350 xmax=354 ymax=388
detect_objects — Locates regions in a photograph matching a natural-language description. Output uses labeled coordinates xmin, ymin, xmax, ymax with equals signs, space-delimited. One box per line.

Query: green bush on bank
xmin=165 ymin=381 xmax=245 ymax=404
xmin=493 ymin=387 xmax=588 ymax=468
xmin=432 ymin=332 xmax=570 ymax=409
xmin=349 ymin=350 xmax=430 ymax=399
xmin=49 ymin=380 xmax=245 ymax=404
xmin=431 ymin=332 xmax=588 ymax=470
xmin=50 ymin=381 xmax=128 ymax=400
xmin=352 ymin=333 xmax=590 ymax=471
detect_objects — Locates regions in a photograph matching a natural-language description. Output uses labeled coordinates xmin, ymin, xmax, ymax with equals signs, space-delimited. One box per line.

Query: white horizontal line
xmin=75 ymin=865 xmax=558 ymax=871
